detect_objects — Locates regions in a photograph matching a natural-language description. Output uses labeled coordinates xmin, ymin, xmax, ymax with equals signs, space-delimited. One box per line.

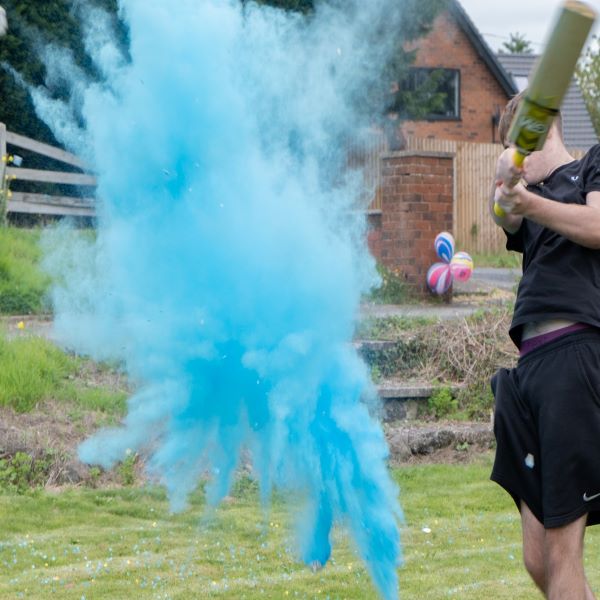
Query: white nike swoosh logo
xmin=583 ymin=492 xmax=600 ymax=502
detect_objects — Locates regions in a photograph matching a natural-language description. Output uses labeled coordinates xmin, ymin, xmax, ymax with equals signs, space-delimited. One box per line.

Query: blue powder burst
xmin=35 ymin=1 xmax=405 ymax=597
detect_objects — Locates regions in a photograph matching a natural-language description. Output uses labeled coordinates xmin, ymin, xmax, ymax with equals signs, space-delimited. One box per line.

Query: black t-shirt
xmin=505 ymin=144 xmax=600 ymax=347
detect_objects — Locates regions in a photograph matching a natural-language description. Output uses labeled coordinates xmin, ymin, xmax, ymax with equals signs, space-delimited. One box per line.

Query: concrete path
xmin=361 ymin=267 xmax=520 ymax=320
xmin=1 ymin=268 xmax=522 ymax=338
xmin=460 ymin=267 xmax=521 ymax=292
xmin=1 ymin=315 xmax=53 ymax=340
xmin=361 ymin=302 xmax=482 ymax=320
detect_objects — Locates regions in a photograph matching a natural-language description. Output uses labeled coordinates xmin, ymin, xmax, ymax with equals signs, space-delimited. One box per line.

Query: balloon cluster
xmin=426 ymin=232 xmax=474 ymax=295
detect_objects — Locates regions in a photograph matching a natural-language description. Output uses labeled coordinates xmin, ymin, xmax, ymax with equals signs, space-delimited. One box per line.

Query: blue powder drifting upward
xmin=37 ymin=1 xmax=404 ymax=597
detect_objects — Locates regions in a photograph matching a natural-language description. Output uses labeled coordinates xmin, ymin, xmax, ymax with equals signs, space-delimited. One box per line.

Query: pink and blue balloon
xmin=427 ymin=262 xmax=453 ymax=295
xmin=434 ymin=231 xmax=455 ymax=263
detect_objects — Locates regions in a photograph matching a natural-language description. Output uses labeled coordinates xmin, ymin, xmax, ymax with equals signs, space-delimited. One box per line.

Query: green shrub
xmin=88 ymin=466 xmax=102 ymax=488
xmin=457 ymin=383 xmax=495 ymax=420
xmin=359 ymin=337 xmax=427 ymax=379
xmin=428 ymin=386 xmax=458 ymax=418
xmin=117 ymin=453 xmax=137 ymax=486
xmin=0 ymin=451 xmax=53 ymax=493
xmin=367 ymin=264 xmax=411 ymax=305
xmin=355 ymin=315 xmax=436 ymax=340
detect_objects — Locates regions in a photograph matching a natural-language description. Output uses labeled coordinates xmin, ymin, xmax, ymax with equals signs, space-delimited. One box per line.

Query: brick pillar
xmin=376 ymin=150 xmax=454 ymax=296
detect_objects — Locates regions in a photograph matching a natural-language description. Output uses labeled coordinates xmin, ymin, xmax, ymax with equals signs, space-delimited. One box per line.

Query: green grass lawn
xmin=0 ymin=332 xmax=127 ymax=416
xmin=469 ymin=251 xmax=521 ymax=269
xmin=3 ymin=456 xmax=598 ymax=599
xmin=0 ymin=228 xmax=50 ymax=315
xmin=0 ymin=226 xmax=96 ymax=316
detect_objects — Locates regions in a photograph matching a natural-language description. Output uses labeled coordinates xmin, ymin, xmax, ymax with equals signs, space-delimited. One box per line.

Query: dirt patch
xmin=71 ymin=360 xmax=131 ymax=393
xmin=0 ymin=399 xmax=495 ymax=491
xmin=0 ymin=353 xmax=131 ymax=487
xmin=0 ymin=401 xmax=121 ymax=486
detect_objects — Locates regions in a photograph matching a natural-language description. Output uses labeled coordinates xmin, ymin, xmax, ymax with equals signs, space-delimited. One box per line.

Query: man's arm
xmin=492 ymin=147 xmax=600 ymax=249
xmin=504 ymin=188 xmax=600 ymax=249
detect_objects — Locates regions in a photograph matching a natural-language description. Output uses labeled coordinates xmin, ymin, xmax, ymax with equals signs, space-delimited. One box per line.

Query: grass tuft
xmin=0 ymin=228 xmax=50 ymax=314
xmin=470 ymin=251 xmax=521 ymax=269
xmin=0 ymin=330 xmax=128 ymax=416
xmin=0 ymin=334 xmax=78 ymax=412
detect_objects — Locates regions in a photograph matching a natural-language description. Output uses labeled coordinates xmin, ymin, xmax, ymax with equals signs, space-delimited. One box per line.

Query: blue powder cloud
xmin=36 ymin=1 xmax=404 ymax=597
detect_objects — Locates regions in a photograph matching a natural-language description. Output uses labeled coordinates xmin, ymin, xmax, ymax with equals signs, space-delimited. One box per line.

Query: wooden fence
xmin=354 ymin=133 xmax=588 ymax=255
xmin=0 ymin=122 xmax=588 ymax=245
xmin=346 ymin=130 xmax=388 ymax=214
xmin=0 ymin=123 xmax=96 ymax=218
xmin=405 ymin=136 xmax=503 ymax=254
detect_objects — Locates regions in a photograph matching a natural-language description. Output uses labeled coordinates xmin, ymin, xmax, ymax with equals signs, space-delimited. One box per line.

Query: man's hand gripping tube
xmin=493 ymin=151 xmax=526 ymax=218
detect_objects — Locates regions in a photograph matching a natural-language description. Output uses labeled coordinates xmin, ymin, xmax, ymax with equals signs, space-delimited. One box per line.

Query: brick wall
xmin=368 ymin=151 xmax=454 ymax=296
xmin=400 ymin=11 xmax=511 ymax=144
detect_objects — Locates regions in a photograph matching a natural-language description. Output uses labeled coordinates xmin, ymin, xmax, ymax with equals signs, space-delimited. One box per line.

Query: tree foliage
xmin=0 ymin=0 xmax=445 ymax=146
xmin=499 ymin=32 xmax=533 ymax=54
xmin=0 ymin=0 xmax=120 ymax=144
xmin=576 ymin=35 xmax=600 ymax=136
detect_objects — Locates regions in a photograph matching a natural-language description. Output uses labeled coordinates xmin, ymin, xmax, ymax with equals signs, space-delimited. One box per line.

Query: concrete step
xmin=376 ymin=380 xmax=465 ymax=421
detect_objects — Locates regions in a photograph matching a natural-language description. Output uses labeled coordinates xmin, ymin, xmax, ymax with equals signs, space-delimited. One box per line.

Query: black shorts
xmin=491 ymin=329 xmax=600 ymax=528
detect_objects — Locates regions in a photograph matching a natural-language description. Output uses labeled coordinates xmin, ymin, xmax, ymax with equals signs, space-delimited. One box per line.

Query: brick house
xmin=369 ymin=1 xmax=597 ymax=293
xmin=396 ymin=0 xmax=517 ymax=145
xmin=369 ymin=0 xmax=519 ymax=293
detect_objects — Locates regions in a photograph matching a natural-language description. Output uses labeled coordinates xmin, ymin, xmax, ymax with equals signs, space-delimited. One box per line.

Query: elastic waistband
xmin=518 ymin=327 xmax=600 ymax=366
xmin=520 ymin=323 xmax=591 ymax=357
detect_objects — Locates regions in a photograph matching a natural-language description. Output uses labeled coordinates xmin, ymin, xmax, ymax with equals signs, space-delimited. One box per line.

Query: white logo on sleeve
xmin=571 ymin=175 xmax=580 ymax=182
xmin=583 ymin=491 xmax=600 ymax=502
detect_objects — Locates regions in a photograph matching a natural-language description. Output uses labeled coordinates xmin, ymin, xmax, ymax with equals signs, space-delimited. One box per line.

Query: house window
xmin=393 ymin=67 xmax=461 ymax=121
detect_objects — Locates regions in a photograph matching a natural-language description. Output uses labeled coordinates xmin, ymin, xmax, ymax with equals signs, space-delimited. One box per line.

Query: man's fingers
xmin=494 ymin=185 xmax=514 ymax=214
xmin=496 ymin=148 xmax=524 ymax=186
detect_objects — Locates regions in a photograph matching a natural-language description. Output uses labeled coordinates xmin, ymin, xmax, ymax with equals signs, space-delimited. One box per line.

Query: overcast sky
xmin=458 ymin=0 xmax=600 ymax=53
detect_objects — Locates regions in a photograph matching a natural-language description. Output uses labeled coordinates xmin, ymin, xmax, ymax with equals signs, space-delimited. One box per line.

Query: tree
xmin=0 ymin=0 xmax=445 ymax=145
xmin=350 ymin=0 xmax=447 ymax=129
xmin=500 ymin=32 xmax=533 ymax=54
xmin=576 ymin=35 xmax=600 ymax=136
xmin=0 ymin=0 xmax=122 ymax=144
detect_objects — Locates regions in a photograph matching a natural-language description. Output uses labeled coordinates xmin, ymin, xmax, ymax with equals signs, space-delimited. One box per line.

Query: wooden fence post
xmin=0 ymin=122 xmax=7 ymax=223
